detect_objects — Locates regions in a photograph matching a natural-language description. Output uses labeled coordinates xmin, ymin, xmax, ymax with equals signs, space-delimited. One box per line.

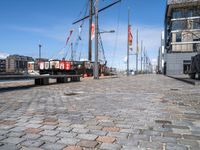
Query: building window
xmin=176 ymin=32 xmax=182 ymax=42
xmin=172 ymin=20 xmax=187 ymax=30
xmin=193 ymin=19 xmax=200 ymax=29
xmin=172 ymin=7 xmax=200 ymax=19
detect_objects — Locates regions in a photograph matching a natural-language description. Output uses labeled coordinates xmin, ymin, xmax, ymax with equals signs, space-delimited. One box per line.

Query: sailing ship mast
xmin=88 ymin=0 xmax=93 ymax=61
xmin=72 ymin=0 xmax=121 ymax=62
xmin=127 ymin=8 xmax=130 ymax=76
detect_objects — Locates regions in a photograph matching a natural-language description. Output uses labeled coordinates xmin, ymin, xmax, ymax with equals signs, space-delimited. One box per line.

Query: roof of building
xmin=167 ymin=0 xmax=200 ymax=5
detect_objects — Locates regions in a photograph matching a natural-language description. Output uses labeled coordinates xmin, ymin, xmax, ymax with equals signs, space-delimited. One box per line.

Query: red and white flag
xmin=91 ymin=23 xmax=95 ymax=40
xmin=128 ymin=25 xmax=133 ymax=50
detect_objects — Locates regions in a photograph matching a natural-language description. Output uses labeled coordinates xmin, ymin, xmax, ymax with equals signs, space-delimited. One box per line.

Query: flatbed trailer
xmin=0 ymin=75 xmax=81 ymax=85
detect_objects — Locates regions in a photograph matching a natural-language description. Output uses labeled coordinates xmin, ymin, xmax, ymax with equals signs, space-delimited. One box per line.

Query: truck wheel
xmin=198 ymin=74 xmax=200 ymax=80
xmin=189 ymin=73 xmax=196 ymax=79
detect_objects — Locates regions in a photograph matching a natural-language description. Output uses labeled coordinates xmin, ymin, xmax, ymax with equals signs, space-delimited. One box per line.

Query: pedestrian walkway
xmin=0 ymin=74 xmax=200 ymax=150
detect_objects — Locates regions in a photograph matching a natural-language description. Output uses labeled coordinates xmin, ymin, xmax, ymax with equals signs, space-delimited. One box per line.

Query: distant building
xmin=0 ymin=59 xmax=6 ymax=73
xmin=6 ymin=55 xmax=34 ymax=73
xmin=158 ymin=31 xmax=165 ymax=74
xmin=164 ymin=0 xmax=200 ymax=75
xmin=35 ymin=58 xmax=49 ymax=63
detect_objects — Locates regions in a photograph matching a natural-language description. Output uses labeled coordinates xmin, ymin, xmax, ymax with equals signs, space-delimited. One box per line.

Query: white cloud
xmin=0 ymin=52 xmax=9 ymax=59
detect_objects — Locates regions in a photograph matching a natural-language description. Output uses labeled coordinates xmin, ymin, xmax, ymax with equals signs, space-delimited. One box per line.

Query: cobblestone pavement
xmin=0 ymin=75 xmax=200 ymax=150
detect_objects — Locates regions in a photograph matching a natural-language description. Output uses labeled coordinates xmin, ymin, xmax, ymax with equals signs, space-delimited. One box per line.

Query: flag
xmin=91 ymin=23 xmax=95 ymax=40
xmin=128 ymin=25 xmax=133 ymax=50
xmin=66 ymin=29 xmax=74 ymax=46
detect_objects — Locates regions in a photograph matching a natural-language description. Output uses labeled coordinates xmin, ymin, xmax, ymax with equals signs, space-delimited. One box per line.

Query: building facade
xmin=164 ymin=0 xmax=200 ymax=75
xmin=6 ymin=55 xmax=34 ymax=73
xmin=0 ymin=59 xmax=6 ymax=73
xmin=158 ymin=31 xmax=165 ymax=74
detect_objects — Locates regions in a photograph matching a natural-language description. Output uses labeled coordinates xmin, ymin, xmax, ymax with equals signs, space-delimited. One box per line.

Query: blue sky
xmin=0 ymin=0 xmax=166 ymax=70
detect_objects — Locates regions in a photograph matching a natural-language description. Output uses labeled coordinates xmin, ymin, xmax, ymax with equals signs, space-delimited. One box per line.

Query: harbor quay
xmin=0 ymin=75 xmax=200 ymax=150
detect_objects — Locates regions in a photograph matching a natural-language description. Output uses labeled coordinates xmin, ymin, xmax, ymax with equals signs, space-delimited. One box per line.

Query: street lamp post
xmin=39 ymin=44 xmax=42 ymax=62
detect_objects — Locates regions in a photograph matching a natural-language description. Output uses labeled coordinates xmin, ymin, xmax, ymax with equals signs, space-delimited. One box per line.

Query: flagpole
xmin=127 ymin=8 xmax=130 ymax=76
xmin=88 ymin=0 xmax=93 ymax=61
xmin=136 ymin=29 xmax=138 ymax=74
xmin=141 ymin=40 xmax=143 ymax=72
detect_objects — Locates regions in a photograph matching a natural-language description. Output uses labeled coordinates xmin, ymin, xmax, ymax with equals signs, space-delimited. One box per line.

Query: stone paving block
xmin=77 ymin=134 xmax=98 ymax=140
xmin=0 ymin=120 xmax=16 ymax=125
xmin=2 ymin=137 xmax=25 ymax=145
xmin=39 ymin=136 xmax=59 ymax=143
xmin=0 ymin=125 xmax=15 ymax=130
xmin=25 ymin=128 xmax=43 ymax=134
xmin=41 ymin=125 xmax=57 ymax=130
xmin=63 ymin=146 xmax=82 ymax=150
xmin=0 ymin=130 xmax=9 ymax=136
xmin=116 ymin=124 xmax=132 ymax=129
xmin=56 ymin=127 xmax=72 ymax=132
xmin=20 ymin=146 xmax=44 ymax=150
xmin=99 ymin=122 xmax=115 ymax=127
xmin=40 ymin=130 xmax=59 ymax=136
xmin=84 ymin=121 xmax=98 ymax=126
xmin=96 ymin=116 xmax=110 ymax=121
xmin=121 ymin=146 xmax=143 ymax=150
xmin=183 ymin=134 xmax=200 ymax=140
xmin=100 ymin=143 xmax=121 ymax=150
xmin=166 ymin=143 xmax=188 ymax=150
xmin=97 ymin=136 xmax=116 ymax=143
xmin=21 ymin=140 xmax=44 ymax=147
xmin=10 ymin=127 xmax=27 ymax=132
xmin=141 ymin=130 xmax=161 ymax=136
xmin=26 ymin=124 xmax=42 ymax=128
xmin=28 ymin=120 xmax=43 ymax=124
xmin=0 ymin=135 xmax=7 ymax=141
xmin=139 ymin=141 xmax=163 ymax=149
xmin=8 ymin=131 xmax=25 ymax=138
xmin=107 ymin=132 xmax=128 ymax=139
xmin=117 ymin=129 xmax=132 ymax=133
xmin=0 ymin=144 xmax=19 ymax=150
xmin=172 ymin=128 xmax=191 ymax=135
xmin=57 ymin=137 xmax=80 ymax=145
xmin=102 ymin=127 xmax=120 ymax=132
xmin=87 ymin=125 xmax=102 ymax=130
xmin=22 ymin=134 xmax=41 ymax=140
xmin=72 ymin=128 xmax=89 ymax=134
xmin=128 ymin=134 xmax=149 ymax=141
xmin=152 ymin=136 xmax=177 ymax=144
xmin=77 ymin=140 xmax=98 ymax=148
xmin=177 ymin=139 xmax=200 ymax=148
xmin=70 ymin=124 xmax=86 ymax=128
xmin=41 ymin=142 xmax=66 ymax=150
xmin=163 ymin=131 xmax=182 ymax=138
xmin=57 ymin=132 xmax=77 ymax=138
xmin=89 ymin=129 xmax=107 ymax=136
xmin=116 ymin=138 xmax=138 ymax=146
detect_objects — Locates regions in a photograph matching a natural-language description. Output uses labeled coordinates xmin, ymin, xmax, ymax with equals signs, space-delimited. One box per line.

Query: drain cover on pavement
xmin=64 ymin=92 xmax=78 ymax=96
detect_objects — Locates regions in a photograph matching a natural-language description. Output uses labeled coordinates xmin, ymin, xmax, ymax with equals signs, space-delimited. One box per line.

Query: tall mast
xmin=136 ymin=29 xmax=138 ymax=74
xmin=127 ymin=8 xmax=130 ymax=76
xmin=141 ymin=40 xmax=143 ymax=72
xmin=88 ymin=0 xmax=93 ymax=61
xmin=143 ymin=46 xmax=146 ymax=72
xmin=94 ymin=0 xmax=99 ymax=79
